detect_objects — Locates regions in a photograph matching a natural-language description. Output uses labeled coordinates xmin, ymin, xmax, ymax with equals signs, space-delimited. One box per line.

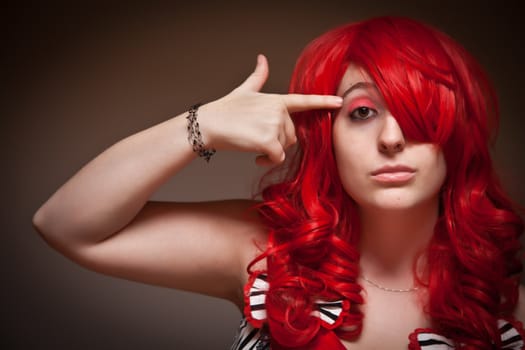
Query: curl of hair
xmin=251 ymin=17 xmax=523 ymax=348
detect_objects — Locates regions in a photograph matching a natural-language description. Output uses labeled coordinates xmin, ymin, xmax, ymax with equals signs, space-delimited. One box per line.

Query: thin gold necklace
xmin=361 ymin=275 xmax=419 ymax=293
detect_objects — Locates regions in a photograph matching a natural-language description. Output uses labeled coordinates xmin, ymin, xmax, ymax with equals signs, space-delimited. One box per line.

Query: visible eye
xmin=349 ymin=106 xmax=377 ymax=120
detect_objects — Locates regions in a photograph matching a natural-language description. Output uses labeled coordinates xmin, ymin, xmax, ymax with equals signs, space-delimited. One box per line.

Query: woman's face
xmin=332 ymin=65 xmax=447 ymax=211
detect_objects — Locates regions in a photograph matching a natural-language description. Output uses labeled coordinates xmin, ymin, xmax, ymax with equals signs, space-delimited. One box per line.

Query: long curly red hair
xmin=250 ymin=16 xmax=523 ymax=348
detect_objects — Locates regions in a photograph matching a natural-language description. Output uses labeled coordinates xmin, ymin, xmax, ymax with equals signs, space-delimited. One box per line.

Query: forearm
xmin=32 ymin=54 xmax=342 ymax=253
xmin=33 ymin=112 xmax=195 ymax=247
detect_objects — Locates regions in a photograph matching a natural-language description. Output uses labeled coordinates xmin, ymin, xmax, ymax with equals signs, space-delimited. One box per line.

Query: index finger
xmin=283 ymin=94 xmax=343 ymax=113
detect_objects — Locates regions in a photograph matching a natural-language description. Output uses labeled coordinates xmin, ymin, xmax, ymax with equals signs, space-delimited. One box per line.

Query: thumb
xmin=235 ymin=54 xmax=269 ymax=92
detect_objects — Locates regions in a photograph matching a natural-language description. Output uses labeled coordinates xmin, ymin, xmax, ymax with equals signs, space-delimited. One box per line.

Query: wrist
xmin=186 ymin=103 xmax=216 ymax=162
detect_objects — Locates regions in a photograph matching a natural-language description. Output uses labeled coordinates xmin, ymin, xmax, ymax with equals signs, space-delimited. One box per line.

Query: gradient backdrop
xmin=4 ymin=0 xmax=524 ymax=349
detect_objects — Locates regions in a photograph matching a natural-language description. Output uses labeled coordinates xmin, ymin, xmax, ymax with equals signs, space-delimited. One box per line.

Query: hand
xmin=198 ymin=54 xmax=343 ymax=166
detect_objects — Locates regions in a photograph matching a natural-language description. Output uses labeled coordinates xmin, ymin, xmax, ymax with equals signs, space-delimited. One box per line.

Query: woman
xmin=33 ymin=16 xmax=524 ymax=349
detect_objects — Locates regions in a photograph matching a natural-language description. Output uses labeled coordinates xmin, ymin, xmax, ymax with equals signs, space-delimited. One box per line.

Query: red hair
xmin=250 ymin=16 xmax=523 ymax=348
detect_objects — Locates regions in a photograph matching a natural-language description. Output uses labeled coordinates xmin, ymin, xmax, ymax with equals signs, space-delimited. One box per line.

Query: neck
xmin=358 ymin=200 xmax=438 ymax=285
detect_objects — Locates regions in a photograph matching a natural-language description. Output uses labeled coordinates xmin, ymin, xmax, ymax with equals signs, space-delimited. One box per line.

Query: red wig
xmin=251 ymin=16 xmax=523 ymax=348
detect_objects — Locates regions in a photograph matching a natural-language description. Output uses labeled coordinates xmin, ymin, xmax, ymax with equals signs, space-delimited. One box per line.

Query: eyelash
xmin=349 ymin=106 xmax=378 ymax=121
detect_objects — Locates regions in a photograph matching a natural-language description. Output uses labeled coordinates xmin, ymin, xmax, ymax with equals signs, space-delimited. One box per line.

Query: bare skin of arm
xmin=32 ymin=55 xmax=343 ymax=308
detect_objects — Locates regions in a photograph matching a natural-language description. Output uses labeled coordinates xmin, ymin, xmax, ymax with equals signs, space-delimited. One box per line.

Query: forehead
xmin=336 ymin=64 xmax=375 ymax=96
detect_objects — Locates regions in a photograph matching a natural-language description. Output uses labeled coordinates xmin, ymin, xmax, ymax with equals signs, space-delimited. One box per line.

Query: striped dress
xmin=231 ymin=273 xmax=525 ymax=350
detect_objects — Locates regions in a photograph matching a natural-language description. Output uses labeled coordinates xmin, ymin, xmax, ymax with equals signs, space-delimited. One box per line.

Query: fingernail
xmin=257 ymin=54 xmax=265 ymax=65
xmin=332 ymin=96 xmax=343 ymax=105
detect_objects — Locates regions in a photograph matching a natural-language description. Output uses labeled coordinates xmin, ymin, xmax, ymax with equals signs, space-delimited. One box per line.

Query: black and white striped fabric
xmin=232 ymin=318 xmax=524 ymax=350
xmin=246 ymin=274 xmax=268 ymax=324
xmin=500 ymin=319 xmax=525 ymax=349
xmin=413 ymin=332 xmax=455 ymax=349
xmin=231 ymin=274 xmax=346 ymax=350
xmin=244 ymin=274 xmax=344 ymax=328
xmin=412 ymin=319 xmax=524 ymax=349
xmin=230 ymin=318 xmax=270 ymax=350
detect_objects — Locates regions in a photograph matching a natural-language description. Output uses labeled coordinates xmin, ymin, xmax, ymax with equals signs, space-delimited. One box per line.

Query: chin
xmin=358 ymin=192 xmax=439 ymax=213
xmin=356 ymin=191 xmax=424 ymax=212
xmin=374 ymin=201 xmax=419 ymax=211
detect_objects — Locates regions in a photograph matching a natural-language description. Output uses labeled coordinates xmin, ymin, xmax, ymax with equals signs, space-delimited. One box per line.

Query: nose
xmin=378 ymin=115 xmax=405 ymax=155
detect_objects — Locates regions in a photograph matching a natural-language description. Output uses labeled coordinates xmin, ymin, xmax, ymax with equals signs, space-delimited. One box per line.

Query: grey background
xmin=4 ymin=0 xmax=524 ymax=349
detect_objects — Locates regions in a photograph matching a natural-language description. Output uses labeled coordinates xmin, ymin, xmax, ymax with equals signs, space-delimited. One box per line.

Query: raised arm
xmin=32 ymin=55 xmax=343 ymax=306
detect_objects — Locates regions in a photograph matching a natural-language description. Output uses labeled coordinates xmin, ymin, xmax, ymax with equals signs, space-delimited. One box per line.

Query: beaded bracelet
xmin=186 ymin=103 xmax=216 ymax=162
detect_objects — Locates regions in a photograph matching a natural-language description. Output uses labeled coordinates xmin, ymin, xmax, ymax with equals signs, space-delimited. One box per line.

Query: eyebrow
xmin=340 ymin=81 xmax=378 ymax=99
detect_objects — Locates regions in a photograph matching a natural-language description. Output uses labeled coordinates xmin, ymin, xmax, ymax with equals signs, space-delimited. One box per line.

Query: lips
xmin=371 ymin=165 xmax=416 ymax=183
xmin=371 ymin=165 xmax=416 ymax=176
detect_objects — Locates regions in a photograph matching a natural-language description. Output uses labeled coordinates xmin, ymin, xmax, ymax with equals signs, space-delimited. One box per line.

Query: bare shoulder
xmin=515 ymin=285 xmax=525 ymax=323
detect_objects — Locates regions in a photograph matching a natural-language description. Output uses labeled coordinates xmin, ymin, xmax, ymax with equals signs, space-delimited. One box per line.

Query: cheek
xmin=435 ymin=153 xmax=447 ymax=187
xmin=333 ymin=124 xmax=370 ymax=180
xmin=333 ymin=134 xmax=358 ymax=175
xmin=333 ymin=139 xmax=366 ymax=199
xmin=333 ymin=119 xmax=357 ymax=163
xmin=422 ymin=149 xmax=447 ymax=193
